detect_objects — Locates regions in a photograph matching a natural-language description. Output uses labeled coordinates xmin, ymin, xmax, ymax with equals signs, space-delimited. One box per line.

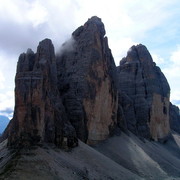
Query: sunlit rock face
xmin=57 ymin=16 xmax=118 ymax=144
xmin=2 ymin=16 xmax=173 ymax=148
xmin=8 ymin=39 xmax=77 ymax=148
xmin=117 ymin=44 xmax=170 ymax=141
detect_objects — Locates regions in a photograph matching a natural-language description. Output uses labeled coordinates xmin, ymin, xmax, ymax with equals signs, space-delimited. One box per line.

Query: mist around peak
xmin=56 ymin=36 xmax=76 ymax=56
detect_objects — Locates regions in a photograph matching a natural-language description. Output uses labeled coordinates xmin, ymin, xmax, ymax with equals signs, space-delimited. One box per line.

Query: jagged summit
xmin=85 ymin=16 xmax=106 ymax=36
xmin=73 ymin=16 xmax=106 ymax=39
xmin=120 ymin=44 xmax=153 ymax=65
xmin=37 ymin=38 xmax=54 ymax=56
xmin=8 ymin=37 xmax=77 ymax=148
xmin=26 ymin=48 xmax=34 ymax=55
xmin=57 ymin=15 xmax=117 ymax=144
xmin=1 ymin=16 xmax=180 ymax=180
xmin=4 ymin=16 xmax=117 ymax=148
xmin=0 ymin=17 xmax=178 ymax=149
xmin=87 ymin=16 xmax=102 ymax=22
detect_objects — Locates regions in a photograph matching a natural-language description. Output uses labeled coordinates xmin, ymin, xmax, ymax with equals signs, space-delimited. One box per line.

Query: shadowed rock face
xmin=169 ymin=103 xmax=180 ymax=133
xmin=8 ymin=39 xmax=77 ymax=148
xmin=117 ymin=44 xmax=170 ymax=141
xmin=57 ymin=16 xmax=118 ymax=144
xmin=4 ymin=17 xmax=118 ymax=147
xmin=2 ymin=17 xmax=174 ymax=148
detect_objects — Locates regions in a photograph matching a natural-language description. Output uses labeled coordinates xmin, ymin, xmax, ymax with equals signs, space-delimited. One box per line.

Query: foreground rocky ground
xmin=0 ymin=131 xmax=180 ymax=180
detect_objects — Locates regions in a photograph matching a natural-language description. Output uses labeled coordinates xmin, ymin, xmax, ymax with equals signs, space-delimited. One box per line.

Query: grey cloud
xmin=0 ymin=0 xmax=84 ymax=61
xmin=0 ymin=19 xmax=51 ymax=55
xmin=0 ymin=15 xmax=77 ymax=58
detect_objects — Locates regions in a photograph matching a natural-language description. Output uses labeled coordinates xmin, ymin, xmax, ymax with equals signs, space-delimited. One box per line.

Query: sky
xmin=0 ymin=0 xmax=180 ymax=119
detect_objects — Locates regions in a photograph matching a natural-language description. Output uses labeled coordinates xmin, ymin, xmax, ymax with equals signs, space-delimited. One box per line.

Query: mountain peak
xmin=123 ymin=44 xmax=153 ymax=65
xmin=86 ymin=16 xmax=103 ymax=24
xmin=1 ymin=16 xmax=176 ymax=147
xmin=0 ymin=16 xmax=180 ymax=180
xmin=73 ymin=16 xmax=106 ymax=38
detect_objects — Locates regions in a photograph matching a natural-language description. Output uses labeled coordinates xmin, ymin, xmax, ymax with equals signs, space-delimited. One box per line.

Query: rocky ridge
xmin=1 ymin=16 xmax=179 ymax=149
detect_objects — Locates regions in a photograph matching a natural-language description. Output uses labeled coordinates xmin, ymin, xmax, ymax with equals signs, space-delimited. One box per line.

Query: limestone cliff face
xmin=2 ymin=17 xmax=174 ymax=148
xmin=117 ymin=44 xmax=170 ymax=141
xmin=8 ymin=39 xmax=77 ymax=147
xmin=4 ymin=17 xmax=118 ymax=148
xmin=169 ymin=103 xmax=180 ymax=133
xmin=57 ymin=16 xmax=118 ymax=144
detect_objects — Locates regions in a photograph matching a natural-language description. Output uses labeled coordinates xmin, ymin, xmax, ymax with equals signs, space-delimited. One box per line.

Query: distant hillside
xmin=0 ymin=115 xmax=9 ymax=134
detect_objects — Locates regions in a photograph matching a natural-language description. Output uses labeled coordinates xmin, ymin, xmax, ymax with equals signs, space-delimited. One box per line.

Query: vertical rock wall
xmin=8 ymin=39 xmax=77 ymax=147
xmin=117 ymin=44 xmax=170 ymax=141
xmin=57 ymin=16 xmax=118 ymax=144
xmin=5 ymin=17 xmax=118 ymax=148
xmin=2 ymin=16 xmax=174 ymax=148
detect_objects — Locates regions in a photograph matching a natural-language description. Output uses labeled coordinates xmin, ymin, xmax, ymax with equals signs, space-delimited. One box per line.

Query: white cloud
xmin=0 ymin=90 xmax=14 ymax=117
xmin=0 ymin=52 xmax=16 ymax=117
xmin=152 ymin=54 xmax=165 ymax=65
xmin=0 ymin=52 xmax=16 ymax=89
xmin=27 ymin=1 xmax=48 ymax=27
xmin=0 ymin=0 xmax=27 ymax=23
xmin=0 ymin=0 xmax=178 ymax=55
xmin=0 ymin=71 xmax=5 ymax=90
xmin=163 ymin=45 xmax=180 ymax=107
xmin=57 ymin=36 xmax=76 ymax=55
xmin=109 ymin=37 xmax=137 ymax=66
xmin=0 ymin=0 xmax=180 ymax=111
xmin=170 ymin=45 xmax=180 ymax=65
